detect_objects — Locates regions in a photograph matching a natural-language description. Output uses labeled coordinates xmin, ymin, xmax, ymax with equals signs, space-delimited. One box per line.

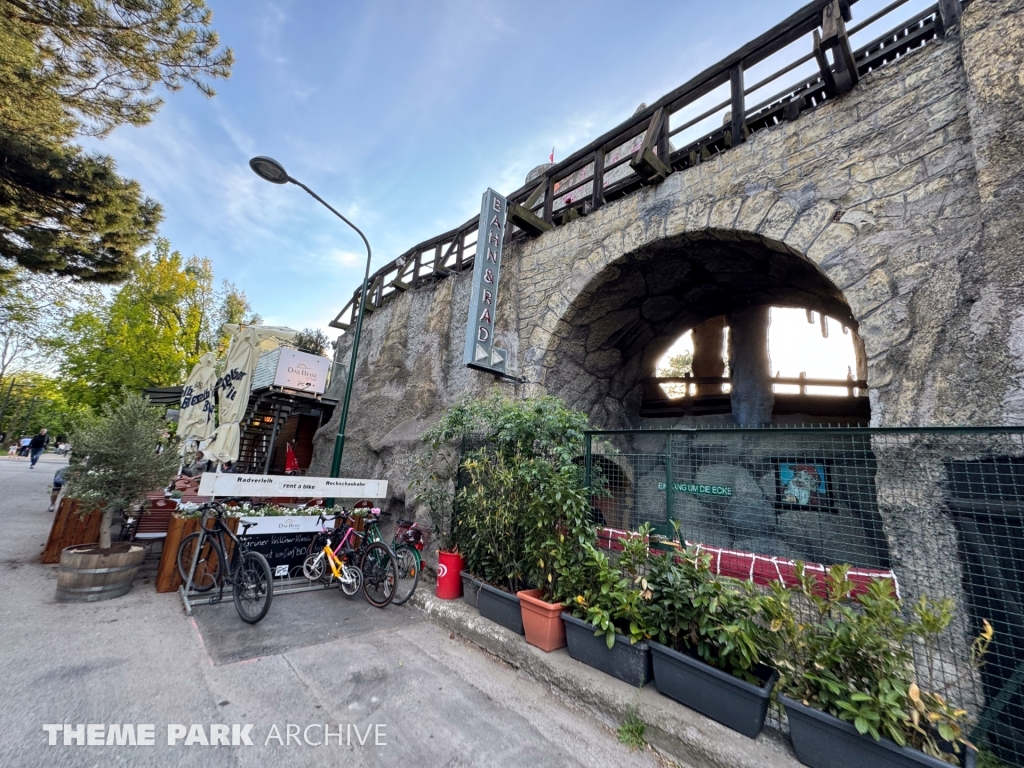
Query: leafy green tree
xmin=2 ymin=0 xmax=234 ymax=137
xmin=48 ymin=239 xmax=257 ymax=408
xmin=294 ymin=328 xmax=331 ymax=357
xmin=658 ymin=352 xmax=693 ymax=377
xmin=65 ymin=393 xmax=179 ymax=549
xmin=0 ymin=267 xmax=97 ymax=381
xmin=0 ymin=1 xmax=232 ymax=281
xmin=0 ymin=369 xmax=90 ymax=440
xmin=657 ymin=351 xmax=693 ymax=399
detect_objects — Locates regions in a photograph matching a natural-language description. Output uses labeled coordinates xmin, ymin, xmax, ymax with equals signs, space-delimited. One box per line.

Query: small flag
xmin=549 ymin=147 xmax=554 ymax=163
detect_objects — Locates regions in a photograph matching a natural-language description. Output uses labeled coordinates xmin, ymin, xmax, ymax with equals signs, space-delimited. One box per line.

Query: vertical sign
xmin=463 ymin=188 xmax=508 ymax=374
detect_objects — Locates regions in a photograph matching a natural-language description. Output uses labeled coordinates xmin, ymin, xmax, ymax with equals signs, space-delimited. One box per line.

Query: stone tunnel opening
xmin=545 ymin=230 xmax=887 ymax=572
xmin=541 ymin=229 xmax=870 ymax=430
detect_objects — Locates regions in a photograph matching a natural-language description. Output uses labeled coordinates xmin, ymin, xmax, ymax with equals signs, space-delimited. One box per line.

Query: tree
xmin=65 ymin=393 xmax=179 ymax=549
xmin=658 ymin=352 xmax=693 ymax=377
xmin=657 ymin=351 xmax=693 ymax=399
xmin=0 ymin=369 xmax=90 ymax=440
xmin=2 ymin=0 xmax=234 ymax=137
xmin=0 ymin=267 xmax=98 ymax=380
xmin=48 ymin=239 xmax=258 ymax=408
xmin=294 ymin=328 xmax=331 ymax=357
xmin=0 ymin=129 xmax=162 ymax=282
xmin=0 ymin=1 xmax=232 ymax=281
xmin=0 ymin=279 xmax=36 ymax=382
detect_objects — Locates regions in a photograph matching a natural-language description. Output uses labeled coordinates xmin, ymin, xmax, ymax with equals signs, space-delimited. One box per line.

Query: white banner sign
xmin=239 ymin=515 xmax=324 ymax=534
xmin=198 ymin=473 xmax=388 ymax=499
xmin=273 ymin=348 xmax=331 ymax=394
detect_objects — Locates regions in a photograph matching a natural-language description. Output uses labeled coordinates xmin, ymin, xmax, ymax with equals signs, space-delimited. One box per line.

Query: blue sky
xmin=87 ymin=0 xmax=929 ymax=343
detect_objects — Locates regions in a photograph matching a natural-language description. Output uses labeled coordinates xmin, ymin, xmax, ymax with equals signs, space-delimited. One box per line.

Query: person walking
xmin=28 ymin=428 xmax=49 ymax=468
xmin=18 ymin=435 xmax=30 ymax=457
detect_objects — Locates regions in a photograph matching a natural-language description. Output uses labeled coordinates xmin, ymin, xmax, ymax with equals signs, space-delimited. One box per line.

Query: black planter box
xmin=649 ymin=641 xmax=777 ymax=738
xmin=461 ymin=571 xmax=483 ymax=609
xmin=562 ymin=612 xmax=652 ymax=687
xmin=779 ymin=694 xmax=977 ymax=768
xmin=477 ymin=582 xmax=524 ymax=634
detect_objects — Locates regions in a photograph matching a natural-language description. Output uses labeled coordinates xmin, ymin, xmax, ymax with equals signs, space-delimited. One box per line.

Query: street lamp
xmin=249 ymin=156 xmax=372 ymax=507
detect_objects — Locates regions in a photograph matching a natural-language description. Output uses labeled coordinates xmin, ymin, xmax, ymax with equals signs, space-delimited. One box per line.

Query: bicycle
xmin=176 ymin=501 xmax=274 ymax=624
xmin=302 ymin=513 xmax=363 ymax=597
xmin=302 ymin=511 xmax=398 ymax=608
xmin=357 ymin=509 xmax=424 ymax=606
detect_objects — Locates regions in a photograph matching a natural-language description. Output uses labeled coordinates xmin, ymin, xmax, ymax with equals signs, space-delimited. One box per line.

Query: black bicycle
xmin=176 ymin=501 xmax=274 ymax=624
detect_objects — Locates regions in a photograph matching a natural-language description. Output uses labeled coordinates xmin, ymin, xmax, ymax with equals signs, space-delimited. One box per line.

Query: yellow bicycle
xmin=302 ymin=515 xmax=362 ymax=597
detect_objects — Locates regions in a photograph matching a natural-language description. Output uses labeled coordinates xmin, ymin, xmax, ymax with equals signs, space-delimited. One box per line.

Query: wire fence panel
xmin=584 ymin=427 xmax=1024 ymax=767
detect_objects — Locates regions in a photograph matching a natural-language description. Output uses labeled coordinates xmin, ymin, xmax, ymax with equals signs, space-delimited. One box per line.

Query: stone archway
xmin=531 ymin=226 xmax=867 ymax=429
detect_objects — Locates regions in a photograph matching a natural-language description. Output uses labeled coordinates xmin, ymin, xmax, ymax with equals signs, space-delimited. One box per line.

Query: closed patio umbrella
xmin=177 ymin=352 xmax=218 ymax=449
xmin=205 ymin=326 xmax=262 ymax=465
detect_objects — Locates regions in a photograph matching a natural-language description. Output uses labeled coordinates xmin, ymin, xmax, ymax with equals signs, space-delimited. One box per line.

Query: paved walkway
xmin=0 ymin=455 xmax=664 ymax=767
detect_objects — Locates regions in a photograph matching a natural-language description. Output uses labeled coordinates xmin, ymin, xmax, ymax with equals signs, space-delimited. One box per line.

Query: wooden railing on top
xmin=330 ymin=0 xmax=967 ymax=331
xmin=645 ymin=373 xmax=868 ymax=399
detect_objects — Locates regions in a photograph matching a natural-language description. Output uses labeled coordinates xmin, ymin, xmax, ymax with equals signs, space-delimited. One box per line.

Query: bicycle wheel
xmin=302 ymin=552 xmax=326 ymax=582
xmin=177 ymin=532 xmax=223 ymax=592
xmin=359 ymin=542 xmax=397 ymax=608
xmin=306 ymin=531 xmax=329 ymax=558
xmin=233 ymin=551 xmax=273 ymax=624
xmin=339 ymin=565 xmax=362 ymax=597
xmin=391 ymin=544 xmax=420 ymax=606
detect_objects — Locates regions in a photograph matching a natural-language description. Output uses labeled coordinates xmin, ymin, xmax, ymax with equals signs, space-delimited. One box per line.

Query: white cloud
xmin=327 ymin=249 xmax=363 ymax=267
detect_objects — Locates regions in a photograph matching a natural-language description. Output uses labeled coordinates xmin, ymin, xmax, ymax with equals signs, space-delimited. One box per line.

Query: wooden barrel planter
xmin=56 ymin=543 xmax=146 ymax=602
xmin=41 ymin=498 xmax=102 ymax=564
xmin=156 ymin=513 xmax=239 ymax=593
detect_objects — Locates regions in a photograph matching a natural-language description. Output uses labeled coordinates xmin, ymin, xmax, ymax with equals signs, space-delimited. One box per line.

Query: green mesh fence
xmin=584 ymin=427 xmax=1024 ymax=767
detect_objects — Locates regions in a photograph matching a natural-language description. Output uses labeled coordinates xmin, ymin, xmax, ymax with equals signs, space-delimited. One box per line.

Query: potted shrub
xmin=457 ymin=450 xmax=533 ymax=633
xmin=59 ymin=395 xmax=179 ymax=602
xmin=517 ymin=462 xmax=595 ymax=651
xmin=644 ymin=544 xmax=780 ymax=738
xmin=416 ymin=392 xmax=592 ymax=618
xmin=770 ymin=564 xmax=986 ymax=768
xmin=562 ymin=524 xmax=656 ymax=687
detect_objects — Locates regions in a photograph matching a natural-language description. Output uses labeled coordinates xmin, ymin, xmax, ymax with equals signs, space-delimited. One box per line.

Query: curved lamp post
xmin=249 ymin=156 xmax=371 ymax=507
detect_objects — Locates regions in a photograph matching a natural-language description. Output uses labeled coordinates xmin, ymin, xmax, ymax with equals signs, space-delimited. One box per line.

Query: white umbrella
xmin=205 ymin=326 xmax=262 ymax=464
xmin=220 ymin=324 xmax=297 ymax=352
xmin=177 ymin=352 xmax=218 ymax=447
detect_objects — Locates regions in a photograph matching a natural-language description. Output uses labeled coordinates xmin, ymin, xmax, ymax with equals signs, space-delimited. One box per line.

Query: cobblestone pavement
xmin=0 ymin=454 xmax=664 ymax=768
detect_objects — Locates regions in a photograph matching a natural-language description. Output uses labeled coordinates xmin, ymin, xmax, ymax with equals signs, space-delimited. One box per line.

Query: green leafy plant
xmin=524 ymin=462 xmax=595 ymax=604
xmin=645 ymin=545 xmax=778 ymax=684
xmin=571 ymin=524 xmax=658 ymax=648
xmin=413 ymin=391 xmax=594 ymax=580
xmin=617 ymin=709 xmax=646 ymax=751
xmin=768 ymin=564 xmax=989 ymax=764
xmin=64 ymin=394 xmax=179 ymax=548
xmin=976 ymin=750 xmax=1010 ymax=768
xmin=456 ymin=450 xmax=536 ymax=592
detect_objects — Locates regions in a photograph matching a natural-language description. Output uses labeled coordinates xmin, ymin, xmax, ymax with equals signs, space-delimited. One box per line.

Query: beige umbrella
xmin=220 ymin=324 xmax=297 ymax=352
xmin=177 ymin=352 xmax=218 ymax=447
xmin=205 ymin=326 xmax=263 ymax=464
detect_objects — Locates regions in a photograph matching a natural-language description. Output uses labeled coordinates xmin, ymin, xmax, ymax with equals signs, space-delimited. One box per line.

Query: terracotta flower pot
xmin=517 ymin=588 xmax=566 ymax=652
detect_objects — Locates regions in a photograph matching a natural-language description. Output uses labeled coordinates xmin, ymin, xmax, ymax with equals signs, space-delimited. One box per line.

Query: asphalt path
xmin=0 ymin=454 xmax=664 ymax=768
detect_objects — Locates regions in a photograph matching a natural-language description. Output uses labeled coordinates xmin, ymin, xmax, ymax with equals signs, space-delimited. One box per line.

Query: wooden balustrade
xmin=331 ymin=0 xmax=957 ymax=331
xmin=645 ymin=374 xmax=867 ymax=399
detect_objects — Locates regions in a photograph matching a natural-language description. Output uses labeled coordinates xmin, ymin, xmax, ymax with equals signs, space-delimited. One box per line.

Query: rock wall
xmin=312 ymin=22 xmax=1024 ymax=503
